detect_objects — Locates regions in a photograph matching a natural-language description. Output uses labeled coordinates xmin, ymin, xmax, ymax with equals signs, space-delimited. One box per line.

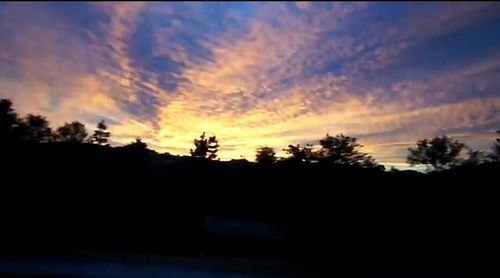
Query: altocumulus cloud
xmin=1 ymin=2 xmax=500 ymax=166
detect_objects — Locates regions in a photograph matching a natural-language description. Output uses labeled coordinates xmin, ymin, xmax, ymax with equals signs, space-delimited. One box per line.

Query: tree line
xmin=1 ymin=99 xmax=110 ymax=145
xmin=1 ymin=98 xmax=499 ymax=171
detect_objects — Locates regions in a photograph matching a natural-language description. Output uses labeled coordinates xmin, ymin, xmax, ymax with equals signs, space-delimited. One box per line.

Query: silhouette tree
xmin=207 ymin=135 xmax=219 ymax=160
xmin=317 ymin=133 xmax=378 ymax=167
xmin=21 ymin=114 xmax=52 ymax=143
xmin=191 ymin=132 xmax=208 ymax=158
xmin=124 ymin=137 xmax=147 ymax=150
xmin=407 ymin=135 xmax=465 ymax=171
xmin=54 ymin=121 xmax=88 ymax=143
xmin=462 ymin=149 xmax=486 ymax=166
xmin=121 ymin=138 xmax=150 ymax=170
xmin=0 ymin=99 xmax=22 ymax=143
xmin=190 ymin=132 xmax=219 ymax=160
xmin=489 ymin=129 xmax=500 ymax=162
xmin=256 ymin=146 xmax=277 ymax=164
xmin=283 ymin=144 xmax=315 ymax=162
xmin=89 ymin=120 xmax=110 ymax=146
xmin=362 ymin=155 xmax=384 ymax=170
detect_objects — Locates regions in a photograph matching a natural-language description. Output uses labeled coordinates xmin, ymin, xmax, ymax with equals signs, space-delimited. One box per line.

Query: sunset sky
xmin=1 ymin=2 xmax=500 ymax=168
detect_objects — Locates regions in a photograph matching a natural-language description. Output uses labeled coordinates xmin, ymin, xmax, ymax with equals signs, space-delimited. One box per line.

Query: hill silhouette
xmin=1 ymin=142 xmax=498 ymax=273
xmin=1 ymin=98 xmax=499 ymax=276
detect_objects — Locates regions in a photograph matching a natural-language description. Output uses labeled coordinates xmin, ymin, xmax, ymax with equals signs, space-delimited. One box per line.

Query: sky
xmin=1 ymin=2 xmax=500 ymax=168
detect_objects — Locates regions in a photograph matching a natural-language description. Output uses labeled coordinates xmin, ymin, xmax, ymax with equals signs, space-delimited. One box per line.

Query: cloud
xmin=1 ymin=2 xmax=499 ymax=167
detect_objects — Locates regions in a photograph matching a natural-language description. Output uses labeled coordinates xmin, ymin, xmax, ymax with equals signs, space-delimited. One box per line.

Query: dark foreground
xmin=1 ymin=143 xmax=498 ymax=277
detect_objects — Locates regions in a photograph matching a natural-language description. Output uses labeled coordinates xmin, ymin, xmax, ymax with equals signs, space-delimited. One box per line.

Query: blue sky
xmin=1 ymin=2 xmax=499 ymax=167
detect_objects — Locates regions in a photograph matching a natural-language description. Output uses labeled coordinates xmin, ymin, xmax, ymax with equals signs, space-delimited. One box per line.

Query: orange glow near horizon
xmin=1 ymin=2 xmax=500 ymax=167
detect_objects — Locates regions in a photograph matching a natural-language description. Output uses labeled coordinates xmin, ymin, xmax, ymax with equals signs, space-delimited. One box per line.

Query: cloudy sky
xmin=1 ymin=2 xmax=500 ymax=167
